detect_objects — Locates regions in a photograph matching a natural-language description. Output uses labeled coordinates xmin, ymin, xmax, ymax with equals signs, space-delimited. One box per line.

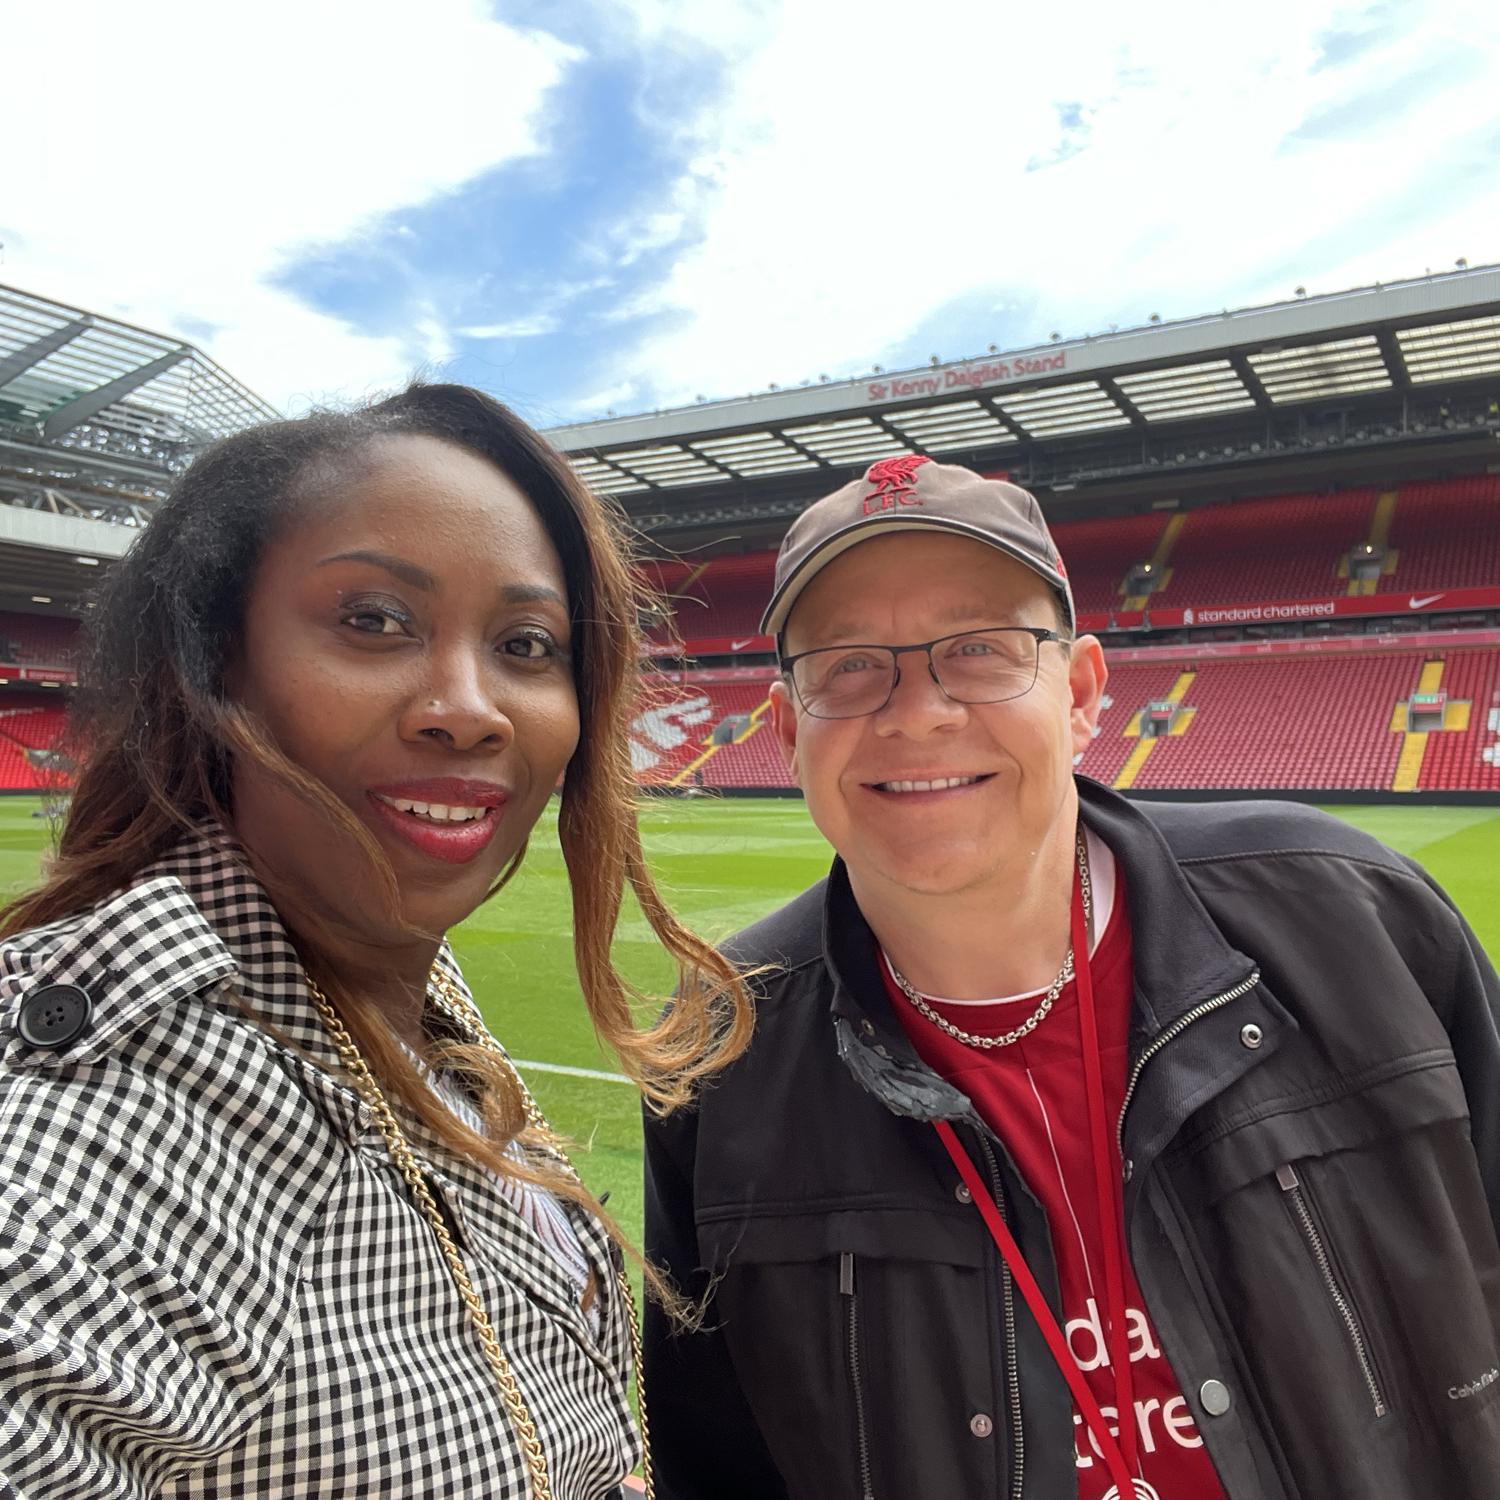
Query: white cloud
xmin=1 ymin=0 xmax=579 ymax=408
xmin=610 ymin=0 xmax=1500 ymax=406
xmin=567 ymin=379 xmax=641 ymax=416
xmin=460 ymin=314 xmax=561 ymax=339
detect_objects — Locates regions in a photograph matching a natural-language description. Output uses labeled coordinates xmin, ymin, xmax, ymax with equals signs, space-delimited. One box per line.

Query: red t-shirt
xmin=881 ymin=854 xmax=1227 ymax=1500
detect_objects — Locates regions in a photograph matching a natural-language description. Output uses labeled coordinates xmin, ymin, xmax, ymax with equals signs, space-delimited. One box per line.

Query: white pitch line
xmin=512 ymin=1058 xmax=632 ymax=1084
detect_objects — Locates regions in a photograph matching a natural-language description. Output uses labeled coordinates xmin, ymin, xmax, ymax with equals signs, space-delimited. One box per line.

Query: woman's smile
xmin=367 ymin=776 xmax=510 ymax=864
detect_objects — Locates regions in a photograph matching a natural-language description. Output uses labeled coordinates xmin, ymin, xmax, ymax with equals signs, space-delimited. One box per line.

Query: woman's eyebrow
xmin=318 ymin=550 xmax=435 ymax=591
xmin=502 ymin=583 xmax=567 ymax=607
xmin=316 ymin=556 xmax=565 ymax=609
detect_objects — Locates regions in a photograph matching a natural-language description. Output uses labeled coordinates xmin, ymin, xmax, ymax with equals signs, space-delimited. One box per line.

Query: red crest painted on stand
xmin=861 ymin=454 xmax=930 ymax=515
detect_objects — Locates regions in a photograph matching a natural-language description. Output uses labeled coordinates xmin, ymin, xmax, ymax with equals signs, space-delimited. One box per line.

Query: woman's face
xmin=230 ymin=432 xmax=581 ymax=947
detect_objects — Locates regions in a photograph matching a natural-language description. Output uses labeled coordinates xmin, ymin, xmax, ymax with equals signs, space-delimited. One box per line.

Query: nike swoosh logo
xmin=731 ymin=637 xmax=756 ymax=650
xmin=1408 ymin=594 xmax=1444 ymax=610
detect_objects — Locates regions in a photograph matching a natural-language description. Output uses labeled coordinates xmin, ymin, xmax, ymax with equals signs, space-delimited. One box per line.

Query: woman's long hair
xmin=0 ymin=383 xmax=751 ymax=1283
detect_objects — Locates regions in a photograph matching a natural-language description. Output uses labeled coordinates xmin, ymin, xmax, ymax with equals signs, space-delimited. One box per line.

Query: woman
xmin=0 ymin=384 xmax=749 ymax=1498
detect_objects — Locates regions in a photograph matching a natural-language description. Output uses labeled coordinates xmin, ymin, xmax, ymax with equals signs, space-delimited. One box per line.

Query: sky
xmin=5 ymin=0 xmax=1499 ymax=427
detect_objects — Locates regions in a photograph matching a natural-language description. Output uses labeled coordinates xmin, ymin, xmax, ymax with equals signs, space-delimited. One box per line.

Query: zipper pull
xmin=839 ymin=1250 xmax=856 ymax=1296
xmin=1276 ymin=1164 xmax=1299 ymax=1191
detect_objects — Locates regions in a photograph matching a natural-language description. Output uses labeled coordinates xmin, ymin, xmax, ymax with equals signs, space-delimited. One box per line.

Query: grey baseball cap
xmin=760 ymin=455 xmax=1075 ymax=637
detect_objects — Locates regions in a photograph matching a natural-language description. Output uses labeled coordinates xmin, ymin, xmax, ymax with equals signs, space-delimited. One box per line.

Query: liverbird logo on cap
xmin=861 ymin=454 xmax=930 ymax=515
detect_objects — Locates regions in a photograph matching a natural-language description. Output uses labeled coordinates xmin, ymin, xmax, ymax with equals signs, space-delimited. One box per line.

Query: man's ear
xmin=767 ymin=678 xmax=803 ymax=788
xmin=1067 ymin=635 xmax=1108 ymax=761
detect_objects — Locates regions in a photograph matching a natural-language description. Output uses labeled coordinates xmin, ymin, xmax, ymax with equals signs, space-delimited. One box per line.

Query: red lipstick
xmin=366 ymin=778 xmax=510 ymax=865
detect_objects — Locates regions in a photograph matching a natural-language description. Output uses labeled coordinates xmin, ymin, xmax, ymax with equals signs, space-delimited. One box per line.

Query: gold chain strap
xmin=424 ymin=971 xmax=654 ymax=1500
xmin=307 ymin=972 xmax=653 ymax=1500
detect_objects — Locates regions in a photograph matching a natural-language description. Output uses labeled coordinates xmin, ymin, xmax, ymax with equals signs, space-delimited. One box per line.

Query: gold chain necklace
xmin=306 ymin=969 xmax=653 ymax=1500
xmin=887 ymin=830 xmax=1093 ymax=1051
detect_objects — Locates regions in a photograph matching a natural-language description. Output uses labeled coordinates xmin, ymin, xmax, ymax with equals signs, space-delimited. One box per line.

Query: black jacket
xmin=643 ymin=780 xmax=1500 ymax=1499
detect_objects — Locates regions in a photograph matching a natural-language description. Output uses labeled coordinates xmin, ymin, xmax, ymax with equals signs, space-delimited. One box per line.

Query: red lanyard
xmin=931 ymin=853 xmax=1141 ymax=1497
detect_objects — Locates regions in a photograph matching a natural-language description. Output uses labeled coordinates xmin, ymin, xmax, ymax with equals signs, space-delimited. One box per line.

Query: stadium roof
xmin=0 ymin=283 xmax=277 ymax=473
xmin=0 ymin=284 xmax=279 ymax=607
xmin=547 ymin=264 xmax=1500 ymax=500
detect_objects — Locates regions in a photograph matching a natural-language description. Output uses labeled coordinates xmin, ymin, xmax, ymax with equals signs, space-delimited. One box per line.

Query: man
xmin=642 ymin=456 xmax=1500 ymax=1500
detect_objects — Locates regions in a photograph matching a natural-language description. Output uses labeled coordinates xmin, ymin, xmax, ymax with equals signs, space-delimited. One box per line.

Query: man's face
xmin=768 ymin=531 xmax=1107 ymax=902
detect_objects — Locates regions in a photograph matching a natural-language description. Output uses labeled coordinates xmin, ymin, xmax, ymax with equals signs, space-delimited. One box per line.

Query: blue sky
xmin=5 ymin=0 xmax=1498 ymax=424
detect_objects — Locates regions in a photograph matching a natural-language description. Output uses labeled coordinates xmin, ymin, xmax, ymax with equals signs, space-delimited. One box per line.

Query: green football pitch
xmin=1 ymin=796 xmax=1497 ymax=1255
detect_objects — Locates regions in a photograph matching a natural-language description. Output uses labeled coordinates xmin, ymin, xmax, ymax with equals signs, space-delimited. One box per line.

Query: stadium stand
xmin=1380 ymin=475 xmax=1500 ymax=595
xmin=1073 ymin=662 xmax=1187 ymax=784
xmin=1117 ymin=653 xmax=1419 ymax=792
xmin=629 ymin=678 xmax=777 ymax=787
xmin=1150 ymin=488 xmax=1380 ymax=606
xmin=628 ymin=674 xmax=721 ymax=784
xmin=631 ymin=462 xmax=1499 ymax=802
xmin=0 ymin=699 xmax=67 ymax=750
xmin=644 ymin=478 xmax=1497 ymax=652
xmin=631 ymin=646 xmax=1500 ymax=797
xmin=697 ymin=705 xmax=786 ymax=789
xmin=1049 ymin=512 xmax=1169 ymax=614
xmin=2 ymin=270 xmax=1495 ymax=801
xmin=0 ymin=694 xmax=67 ymax=792
xmin=1416 ymin=648 xmax=1500 ymax=793
xmin=0 ymin=611 xmax=78 ymax=666
xmin=650 ymin=551 xmax=777 ymax=642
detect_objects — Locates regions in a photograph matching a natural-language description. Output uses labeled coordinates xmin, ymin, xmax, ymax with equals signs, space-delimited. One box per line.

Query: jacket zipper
xmin=975 ymin=1134 xmax=1025 ymax=1500
xmin=1275 ymin=1164 xmax=1388 ymax=1418
xmin=839 ymin=1252 xmax=877 ymax=1500
xmin=1116 ymin=969 xmax=1261 ymax=1158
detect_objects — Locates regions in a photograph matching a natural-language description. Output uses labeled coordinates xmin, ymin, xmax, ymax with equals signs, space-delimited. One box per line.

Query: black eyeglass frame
xmin=778 ymin=625 xmax=1072 ymax=720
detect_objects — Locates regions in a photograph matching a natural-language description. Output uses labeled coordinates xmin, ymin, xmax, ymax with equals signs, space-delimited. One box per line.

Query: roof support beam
xmin=867 ymin=411 xmax=922 ymax=453
xmin=983 ymin=397 xmax=1031 ymax=442
xmin=1375 ymin=328 xmax=1413 ymax=390
xmin=1228 ymin=351 xmax=1274 ymax=412
xmin=0 ymin=317 xmax=93 ymax=394
xmin=41 ymin=348 xmax=189 ymax=441
xmin=1097 ymin=375 xmax=1148 ymax=428
xmin=772 ymin=428 xmax=833 ymax=468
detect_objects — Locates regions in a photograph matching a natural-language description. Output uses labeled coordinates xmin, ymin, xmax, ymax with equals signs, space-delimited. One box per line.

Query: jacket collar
xmin=2 ymin=822 xmax=478 ymax=1082
xmin=1073 ymin=777 xmax=1258 ymax=1042
xmin=821 ymin=776 xmax=1260 ymax=1098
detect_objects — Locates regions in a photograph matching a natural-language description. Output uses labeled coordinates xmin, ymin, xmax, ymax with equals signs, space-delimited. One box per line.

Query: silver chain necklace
xmin=887 ymin=830 xmax=1093 ymax=1051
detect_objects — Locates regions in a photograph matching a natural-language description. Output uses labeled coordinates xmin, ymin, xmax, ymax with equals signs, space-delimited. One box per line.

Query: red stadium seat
xmin=1380 ymin=476 xmax=1500 ymax=595
xmin=0 ymin=693 xmax=68 ymax=791
xmin=1151 ymin=489 xmax=1379 ymax=607
xmin=1050 ymin=513 xmax=1170 ymax=614
xmin=0 ymin=611 xmax=79 ymax=667
xmin=1416 ymin=649 xmax=1500 ymax=792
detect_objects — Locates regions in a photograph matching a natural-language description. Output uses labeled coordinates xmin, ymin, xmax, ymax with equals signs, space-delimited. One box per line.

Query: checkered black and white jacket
xmin=0 ymin=826 xmax=640 ymax=1498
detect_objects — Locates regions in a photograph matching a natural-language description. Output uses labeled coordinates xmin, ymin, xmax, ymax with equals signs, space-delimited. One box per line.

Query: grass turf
xmin=1 ymin=794 xmax=1496 ymax=1256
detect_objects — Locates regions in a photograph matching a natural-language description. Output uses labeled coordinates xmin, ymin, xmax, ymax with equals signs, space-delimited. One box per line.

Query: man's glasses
xmin=781 ymin=626 xmax=1069 ymax=720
